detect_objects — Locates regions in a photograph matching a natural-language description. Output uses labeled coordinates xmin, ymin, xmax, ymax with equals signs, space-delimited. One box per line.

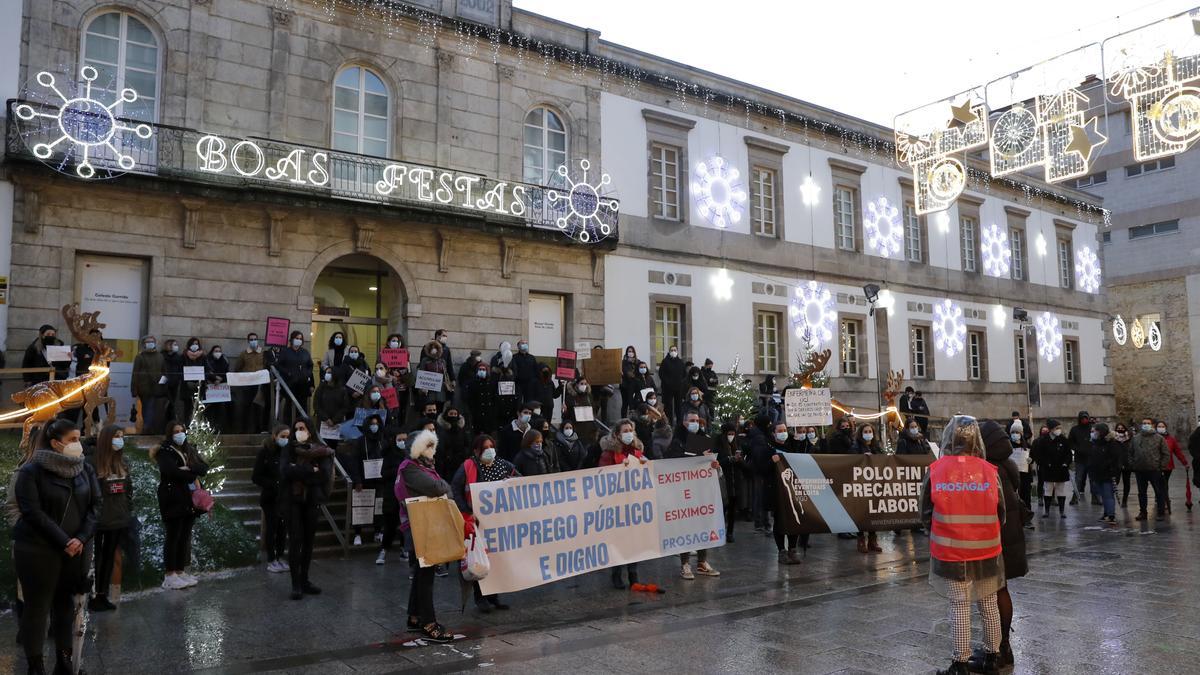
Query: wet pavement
xmin=3 ymin=472 xmax=1199 ymax=674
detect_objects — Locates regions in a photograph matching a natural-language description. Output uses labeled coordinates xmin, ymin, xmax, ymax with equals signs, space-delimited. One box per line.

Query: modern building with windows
xmin=1080 ymin=105 xmax=1200 ymax=430
xmin=5 ymin=0 xmax=1113 ymax=426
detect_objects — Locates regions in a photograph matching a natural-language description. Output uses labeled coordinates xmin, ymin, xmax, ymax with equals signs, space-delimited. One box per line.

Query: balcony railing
xmin=5 ymin=98 xmax=619 ymax=242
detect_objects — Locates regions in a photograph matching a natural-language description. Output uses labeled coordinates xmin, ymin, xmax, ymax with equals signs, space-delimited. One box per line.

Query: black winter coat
xmin=658 ymin=355 xmax=687 ymax=393
xmin=1031 ymin=434 xmax=1071 ymax=482
xmin=466 ymin=374 xmax=500 ymax=434
xmin=514 ymin=446 xmax=551 ymax=476
xmin=981 ymin=421 xmax=1028 ymax=579
xmin=275 ymin=346 xmax=315 ymax=395
xmin=895 ymin=434 xmax=931 ymax=455
xmin=509 ymin=352 xmax=540 ymax=402
xmin=1068 ymin=422 xmax=1093 ymax=465
xmin=1088 ymin=437 xmax=1124 ymax=482
xmin=252 ymin=439 xmax=285 ymax=508
xmin=13 ymin=460 xmax=101 ymax=549
xmin=828 ymin=430 xmax=855 ymax=454
xmin=155 ymin=441 xmax=210 ymax=520
xmin=280 ymin=443 xmax=334 ymax=507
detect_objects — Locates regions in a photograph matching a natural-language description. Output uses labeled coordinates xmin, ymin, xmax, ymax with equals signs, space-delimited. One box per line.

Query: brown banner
xmin=775 ymin=453 xmax=934 ymax=534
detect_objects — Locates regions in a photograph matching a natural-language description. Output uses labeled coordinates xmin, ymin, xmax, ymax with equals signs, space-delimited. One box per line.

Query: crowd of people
xmin=9 ymin=324 xmax=1200 ymax=671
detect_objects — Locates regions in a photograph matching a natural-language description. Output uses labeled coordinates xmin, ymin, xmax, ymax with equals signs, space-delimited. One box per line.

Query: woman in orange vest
xmin=920 ymin=416 xmax=1006 ymax=675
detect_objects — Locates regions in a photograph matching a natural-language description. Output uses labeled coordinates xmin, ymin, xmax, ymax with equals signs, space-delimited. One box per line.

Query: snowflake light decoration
xmin=691 ymin=156 xmax=746 ymax=228
xmin=14 ymin=66 xmax=153 ymax=179
xmin=547 ymin=159 xmax=619 ymax=243
xmin=863 ymin=196 xmax=903 ymax=258
xmin=1147 ymin=321 xmax=1162 ymax=351
xmin=1035 ymin=311 xmax=1063 ymax=363
xmin=981 ymin=223 xmax=1012 ymax=277
xmin=1112 ymin=314 xmax=1127 ymax=345
xmin=1075 ymin=246 xmax=1101 ymax=293
xmin=932 ymin=299 xmax=967 ymax=357
xmin=789 ymin=280 xmax=836 ymax=346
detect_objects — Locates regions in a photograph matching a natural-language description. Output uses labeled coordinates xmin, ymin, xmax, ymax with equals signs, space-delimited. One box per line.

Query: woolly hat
xmin=1046 ymin=419 xmax=1062 ymax=430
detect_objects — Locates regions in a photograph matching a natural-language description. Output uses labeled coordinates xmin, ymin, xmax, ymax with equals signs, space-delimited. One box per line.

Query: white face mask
xmin=389 ymin=340 xmax=400 ymax=348
xmin=62 ymin=441 xmax=84 ymax=458
xmin=563 ymin=428 xmax=575 ymax=438
xmin=248 ymin=340 xmax=259 ymax=349
xmin=334 ymin=337 xmax=344 ymax=346
xmin=687 ymin=422 xmax=700 ymax=433
xmin=324 ymin=373 xmax=333 ymax=382
xmin=1011 ymin=433 xmax=1021 ymax=443
xmin=172 ymin=432 xmax=187 ymax=446
xmin=481 ymin=448 xmax=497 ymax=463
xmin=806 ymin=432 xmax=817 ymax=442
xmin=212 ymin=351 xmax=222 ymax=359
xmin=370 ymin=392 xmax=381 ymax=402
xmin=862 ymin=433 xmax=874 ymax=442
xmin=347 ymin=351 xmax=358 ymax=360
xmin=726 ymin=434 xmax=735 ymax=443
xmin=292 ymin=338 xmax=303 ymax=348
xmin=774 ymin=432 xmax=789 ymax=443
xmin=188 ymin=344 xmax=200 ymax=353
xmin=376 ymin=369 xmax=386 ymax=377
xmin=690 ymin=394 xmax=700 ymax=401
xmin=112 ymin=437 xmax=125 ymax=451
xmin=619 ymin=431 xmax=635 ymax=445
xmin=669 ymin=350 xmax=678 ymax=357
xmin=295 ymin=430 xmax=309 ymax=443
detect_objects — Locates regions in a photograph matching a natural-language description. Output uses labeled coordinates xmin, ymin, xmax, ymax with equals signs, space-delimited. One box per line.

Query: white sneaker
xmin=266 ymin=561 xmax=283 ymax=573
xmin=353 ymin=535 xmax=363 ymax=546
xmin=162 ymin=575 xmax=187 ymax=590
xmin=278 ymin=560 xmax=290 ymax=571
xmin=696 ymin=562 xmax=721 ymax=577
xmin=680 ymin=563 xmax=695 ymax=580
xmin=180 ymin=573 xmax=199 ymax=587
xmin=376 ymin=550 xmax=386 ymax=565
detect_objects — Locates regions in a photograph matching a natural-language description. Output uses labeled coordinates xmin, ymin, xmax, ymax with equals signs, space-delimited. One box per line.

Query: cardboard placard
xmin=265 ymin=317 xmax=291 ymax=347
xmin=639 ymin=387 xmax=656 ymax=402
xmin=344 ymin=369 xmax=370 ymax=394
xmin=203 ymin=384 xmax=231 ymax=404
xmin=227 ymin=369 xmax=270 ymax=386
xmin=415 ymin=369 xmax=444 ymax=391
xmin=46 ymin=345 xmax=72 ymax=363
xmin=555 ymin=349 xmax=577 ymax=380
xmin=380 ymin=348 xmax=409 ymax=369
xmin=319 ymin=422 xmax=342 ymax=441
xmin=573 ymin=405 xmax=594 ymax=422
xmin=381 ymin=386 xmax=399 ymax=409
xmin=362 ymin=458 xmax=383 ymax=480
xmin=183 ymin=366 xmax=206 ymax=382
xmin=498 ymin=381 xmax=516 ymax=396
xmin=582 ymin=348 xmax=622 ymax=385
xmin=351 ymin=489 xmax=376 ymax=525
xmin=784 ymin=387 xmax=833 ymax=427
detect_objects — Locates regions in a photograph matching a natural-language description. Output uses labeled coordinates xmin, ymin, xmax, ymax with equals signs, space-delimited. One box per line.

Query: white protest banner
xmin=183 ymin=366 xmax=206 ymax=382
xmin=351 ymin=489 xmax=376 ymax=525
xmin=784 ymin=387 xmax=833 ymax=427
xmin=319 ymin=422 xmax=341 ymax=441
xmin=498 ymin=381 xmax=516 ymax=396
xmin=471 ymin=456 xmax=725 ymax=595
xmin=415 ymin=369 xmax=444 ymax=391
xmin=227 ymin=369 xmax=270 ymax=387
xmin=362 ymin=458 xmax=383 ymax=481
xmin=203 ymin=384 xmax=231 ymax=404
xmin=46 ymin=345 xmax=72 ymax=363
xmin=573 ymin=406 xmax=594 ymax=422
xmin=344 ymin=369 xmax=370 ymax=394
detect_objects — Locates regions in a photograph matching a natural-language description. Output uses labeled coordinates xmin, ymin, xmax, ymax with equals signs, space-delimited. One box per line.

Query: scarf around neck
xmin=32 ymin=449 xmax=85 ymax=479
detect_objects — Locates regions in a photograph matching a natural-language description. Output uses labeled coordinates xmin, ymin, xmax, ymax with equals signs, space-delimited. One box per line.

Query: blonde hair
xmin=951 ymin=422 xmax=985 ymax=458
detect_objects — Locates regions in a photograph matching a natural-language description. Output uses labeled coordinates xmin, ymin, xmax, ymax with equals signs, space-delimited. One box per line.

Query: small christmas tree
xmin=713 ymin=356 xmax=758 ymax=426
xmin=188 ymin=391 xmax=227 ymax=493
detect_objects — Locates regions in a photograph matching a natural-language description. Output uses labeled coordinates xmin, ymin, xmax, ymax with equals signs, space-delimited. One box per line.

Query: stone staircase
xmin=128 ymin=434 xmax=360 ymax=558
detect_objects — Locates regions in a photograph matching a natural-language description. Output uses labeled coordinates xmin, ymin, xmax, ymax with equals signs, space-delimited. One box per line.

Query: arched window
xmin=82 ymin=10 xmax=160 ymax=121
xmin=332 ymin=66 xmax=389 ymax=156
xmin=523 ymin=107 xmax=567 ymax=184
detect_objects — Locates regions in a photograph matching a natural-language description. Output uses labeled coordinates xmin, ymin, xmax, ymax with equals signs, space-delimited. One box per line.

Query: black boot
xmin=52 ymin=650 xmax=72 ymax=675
xmin=611 ymin=568 xmax=625 ymax=589
xmin=998 ymin=638 xmax=1014 ymax=667
xmin=936 ymin=660 xmax=969 ymax=675
xmin=290 ymin=586 xmax=303 ymax=600
xmin=27 ymin=655 xmax=46 ymax=675
xmin=965 ymin=650 xmax=999 ymax=674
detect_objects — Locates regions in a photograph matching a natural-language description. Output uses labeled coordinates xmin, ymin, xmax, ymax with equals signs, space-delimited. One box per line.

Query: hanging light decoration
xmin=932 ymin=299 xmax=967 ymax=357
xmin=789 ymin=280 xmax=836 ymax=346
xmin=1130 ymin=317 xmax=1146 ymax=349
xmin=863 ymin=196 xmax=904 ymax=258
xmin=1112 ymin=314 xmax=1127 ymax=345
xmin=1035 ymin=311 xmax=1063 ymax=362
xmin=981 ymin=223 xmax=1012 ymax=277
xmin=799 ymin=173 xmax=821 ymax=206
xmin=710 ymin=267 xmax=734 ymax=301
xmin=692 ymin=156 xmax=746 ymax=228
xmin=1075 ymin=246 xmax=1101 ymax=293
xmin=1148 ymin=321 xmax=1162 ymax=351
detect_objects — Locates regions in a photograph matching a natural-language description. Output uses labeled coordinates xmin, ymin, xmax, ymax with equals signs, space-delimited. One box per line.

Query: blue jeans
xmin=1091 ymin=477 xmax=1115 ymax=517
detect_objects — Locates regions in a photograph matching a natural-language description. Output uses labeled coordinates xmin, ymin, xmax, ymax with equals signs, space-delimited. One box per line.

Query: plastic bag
xmin=459 ymin=534 xmax=490 ymax=581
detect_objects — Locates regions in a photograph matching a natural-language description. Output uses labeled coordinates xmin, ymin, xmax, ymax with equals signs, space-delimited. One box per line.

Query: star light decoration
xmin=981 ymin=223 xmax=1012 ymax=277
xmin=799 ymin=174 xmax=821 ymax=206
xmin=789 ymin=280 xmax=836 ymax=346
xmin=932 ymin=299 xmax=967 ymax=357
xmin=691 ymin=156 xmax=746 ymax=228
xmin=1035 ymin=311 xmax=1063 ymax=363
xmin=1074 ymin=246 xmax=1102 ymax=293
xmin=14 ymin=66 xmax=153 ymax=179
xmin=863 ymin=196 xmax=904 ymax=258
xmin=547 ymin=159 xmax=619 ymax=243
xmin=710 ymin=267 xmax=734 ymax=301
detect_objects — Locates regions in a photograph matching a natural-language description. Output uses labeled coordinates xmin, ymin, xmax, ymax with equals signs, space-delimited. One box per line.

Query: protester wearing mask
xmin=376 ymin=431 xmax=410 ymax=566
xmin=436 ymin=406 xmax=470 ymax=480
xmin=744 ymin=416 xmax=774 ymax=532
xmin=687 ymin=365 xmax=708 ymax=403
xmin=396 ymin=430 xmax=455 ymax=641
xmin=433 ymin=329 xmax=454 ymax=378
xmin=896 ymin=421 xmax=929 ymax=456
xmin=465 ymin=360 xmax=498 ymax=435
xmin=335 ymin=345 xmax=370 ymax=392
xmin=514 ymin=429 xmax=553 ymax=476
xmin=792 ymin=426 xmax=824 ymax=453
xmin=507 ymin=338 xmax=539 ymax=403
xmin=680 ymin=386 xmax=711 ymax=424
xmin=233 ymin=333 xmax=272 ymax=434
xmin=700 ymin=359 xmax=720 ymax=407
xmin=554 ymin=422 xmax=587 ymax=472
xmin=22 ymin=324 xmax=68 ymax=385
xmin=498 ymin=403 xmax=534 ymax=462
xmin=132 ymin=335 xmax=168 ymax=435
xmin=619 ymin=345 xmax=641 ymax=418
xmin=379 ymin=333 xmax=406 ymax=364
xmin=1129 ymin=418 xmax=1170 ymax=521
xmin=666 ymin=413 xmax=721 ymax=579
xmin=1111 ymin=423 xmax=1133 ymax=507
xmin=922 ymin=417 xmax=1006 ymax=675
xmin=452 ymin=435 xmax=517 ymax=612
xmin=416 ymin=340 xmax=452 ymax=409
xmin=635 ymin=392 xmax=667 ymax=449
xmin=358 ymin=384 xmax=388 ymax=417
xmin=562 ymin=377 xmax=596 ymax=446
xmin=276 ymin=332 xmax=314 ymax=423
xmin=829 ymin=417 xmax=856 ymax=454
xmin=1086 ymin=423 xmax=1122 ymax=523
xmin=204 ymin=345 xmax=230 ymax=432
xmin=1157 ymin=421 xmax=1190 ymax=512
xmin=1010 ymin=411 xmax=1033 ymax=445
xmin=1030 ymin=420 xmax=1072 ymax=518
xmin=350 ymin=414 xmax=386 ymax=546
xmin=13 ymin=419 xmax=100 ymax=673
xmin=253 ymin=425 xmax=290 ymax=574
xmin=853 ymin=423 xmax=884 ymax=554
xmin=766 ymin=421 xmax=805 ymax=564
xmin=153 ymin=421 xmax=209 ymax=590
xmin=713 ymin=421 xmax=743 ymax=542
xmin=160 ymin=339 xmax=185 ymax=422
xmin=86 ymin=425 xmax=130 ymax=613
xmin=1007 ymin=421 xmax=1032 ymax=511
xmin=280 ymin=419 xmax=333 ymax=599
xmin=1067 ymin=411 xmax=1095 ymax=506
xmin=321 ymin=332 xmax=347 ymax=372
xmin=657 ymin=345 xmax=687 ymax=423
xmin=313 ymin=366 xmax=349 ymax=448
xmin=177 ymin=337 xmax=208 ymax=424
xmin=909 ymin=391 xmax=931 ymax=436
xmin=599 ymin=421 xmax=648 ymax=588
xmin=531 ymin=366 xmax=563 ymax=422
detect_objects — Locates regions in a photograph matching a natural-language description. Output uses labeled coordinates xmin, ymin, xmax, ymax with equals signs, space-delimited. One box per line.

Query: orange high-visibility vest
xmin=928 ymin=455 xmax=1001 ymax=562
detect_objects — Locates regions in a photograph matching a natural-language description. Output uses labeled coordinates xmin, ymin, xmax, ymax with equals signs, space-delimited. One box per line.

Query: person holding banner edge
xmin=666 ymin=412 xmax=721 ymax=580
xmin=854 ymin=423 xmax=884 ymax=554
xmin=599 ymin=420 xmax=649 ymax=589
xmin=452 ymin=434 xmax=517 ymax=613
xmin=768 ymin=421 xmax=804 ymax=565
xmin=922 ymin=416 xmax=1006 ymax=675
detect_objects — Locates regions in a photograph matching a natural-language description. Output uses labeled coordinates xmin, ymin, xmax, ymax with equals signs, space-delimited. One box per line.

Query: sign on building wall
xmin=456 ymin=0 xmax=499 ymax=26
xmin=76 ymin=255 xmax=148 ymax=426
xmin=528 ymin=294 xmax=563 ymax=357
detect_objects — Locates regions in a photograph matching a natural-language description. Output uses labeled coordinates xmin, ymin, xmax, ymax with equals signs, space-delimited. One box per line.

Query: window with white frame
xmin=967 ymin=330 xmax=986 ymax=381
xmin=834 ymin=186 xmax=857 ymax=251
xmin=1057 ymin=238 xmax=1073 ymax=289
xmin=1063 ymin=339 xmax=1079 ymax=383
xmin=83 ymin=11 xmax=160 ymax=122
xmin=1014 ymin=332 xmax=1027 ymax=382
xmin=653 ymin=302 xmax=683 ymax=365
xmin=332 ymin=66 xmax=389 ymax=157
xmin=650 ymin=143 xmax=681 ymax=221
xmin=960 ymin=215 xmax=978 ymax=272
xmin=840 ymin=317 xmax=862 ymax=377
xmin=750 ymin=167 xmax=777 ymax=236
xmin=911 ymin=326 xmax=928 ymax=379
xmin=904 ymin=201 xmax=923 ymax=263
xmin=755 ymin=310 xmax=781 ymax=374
xmin=523 ymin=107 xmax=567 ymax=185
xmin=1010 ymin=228 xmax=1026 ymax=281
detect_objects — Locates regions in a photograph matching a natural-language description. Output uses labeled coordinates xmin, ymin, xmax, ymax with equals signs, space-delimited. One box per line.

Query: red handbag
xmin=192 ymin=483 xmax=215 ymax=514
